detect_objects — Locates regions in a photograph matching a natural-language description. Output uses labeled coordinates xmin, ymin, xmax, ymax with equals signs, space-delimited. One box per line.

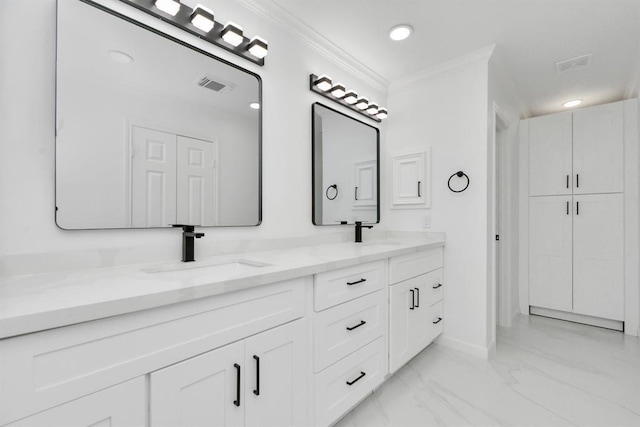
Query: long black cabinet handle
xmin=566 ymin=175 xmax=569 ymax=189
xmin=433 ymin=283 xmax=443 ymax=289
xmin=566 ymin=201 xmax=569 ymax=215
xmin=347 ymin=278 xmax=366 ymax=286
xmin=233 ymin=363 xmax=241 ymax=407
xmin=576 ymin=201 xmax=580 ymax=216
xmin=576 ymin=174 xmax=579 ymax=188
xmin=355 ymin=187 xmax=358 ymax=200
xmin=433 ymin=317 xmax=443 ymax=325
xmin=253 ymin=355 xmax=260 ymax=396
xmin=414 ymin=287 xmax=420 ymax=308
xmin=346 ymin=320 xmax=366 ymax=331
xmin=346 ymin=371 xmax=366 ymax=386
xmin=418 ymin=181 xmax=422 ymax=197
xmin=409 ymin=289 xmax=415 ymax=310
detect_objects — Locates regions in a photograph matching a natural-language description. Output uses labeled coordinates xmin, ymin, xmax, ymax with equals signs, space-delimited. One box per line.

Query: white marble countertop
xmin=0 ymin=237 xmax=444 ymax=339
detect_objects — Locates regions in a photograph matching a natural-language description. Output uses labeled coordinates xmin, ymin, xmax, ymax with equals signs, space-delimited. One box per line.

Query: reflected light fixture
xmin=248 ymin=37 xmax=268 ymax=59
xmin=190 ymin=5 xmax=215 ymax=33
xmin=389 ymin=24 xmax=413 ymax=41
xmin=309 ymin=74 xmax=387 ymax=122
xmin=120 ymin=0 xmax=268 ymax=65
xmin=314 ymin=75 xmax=332 ymax=91
xmin=330 ymin=83 xmax=346 ymax=98
xmin=562 ymin=99 xmax=582 ymax=108
xmin=343 ymin=90 xmax=358 ymax=105
xmin=154 ymin=0 xmax=181 ymax=16
xmin=355 ymin=97 xmax=369 ymax=110
xmin=221 ymin=22 xmax=244 ymax=47
xmin=249 ymin=102 xmax=260 ymax=110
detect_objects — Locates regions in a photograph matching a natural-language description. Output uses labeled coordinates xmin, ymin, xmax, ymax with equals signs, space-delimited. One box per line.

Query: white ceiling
xmin=267 ymin=0 xmax=640 ymax=117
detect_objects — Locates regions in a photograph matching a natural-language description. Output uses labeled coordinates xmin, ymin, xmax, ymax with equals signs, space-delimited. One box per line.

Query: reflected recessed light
xmin=154 ymin=0 xmax=181 ymax=16
xmin=389 ymin=24 xmax=413 ymax=41
xmin=221 ymin=22 xmax=243 ymax=47
xmin=249 ymin=102 xmax=260 ymax=110
xmin=108 ymin=50 xmax=134 ymax=64
xmin=191 ymin=5 xmax=215 ymax=33
xmin=562 ymin=99 xmax=582 ymax=108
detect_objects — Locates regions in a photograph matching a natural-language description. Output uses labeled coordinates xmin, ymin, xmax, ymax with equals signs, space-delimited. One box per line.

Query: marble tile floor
xmin=335 ymin=315 xmax=640 ymax=427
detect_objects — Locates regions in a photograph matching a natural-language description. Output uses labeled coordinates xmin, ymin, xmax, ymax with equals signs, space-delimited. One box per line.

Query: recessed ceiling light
xmin=562 ymin=99 xmax=582 ymax=108
xmin=108 ymin=50 xmax=134 ymax=64
xmin=249 ymin=102 xmax=260 ymax=110
xmin=389 ymin=24 xmax=413 ymax=41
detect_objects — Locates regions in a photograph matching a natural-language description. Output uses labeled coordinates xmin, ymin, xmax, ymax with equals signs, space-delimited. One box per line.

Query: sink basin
xmin=144 ymin=259 xmax=271 ymax=280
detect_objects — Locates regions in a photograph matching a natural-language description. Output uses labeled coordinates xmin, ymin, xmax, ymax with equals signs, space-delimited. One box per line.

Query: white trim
xmin=391 ymin=45 xmax=496 ymax=93
xmin=235 ymin=0 xmax=388 ymax=93
xmin=435 ymin=335 xmax=490 ymax=359
xmin=530 ymin=306 xmax=624 ymax=332
xmin=517 ymin=119 xmax=530 ymax=315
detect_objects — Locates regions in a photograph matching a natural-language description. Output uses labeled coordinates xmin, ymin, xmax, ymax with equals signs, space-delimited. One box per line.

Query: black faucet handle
xmin=171 ymin=224 xmax=200 ymax=232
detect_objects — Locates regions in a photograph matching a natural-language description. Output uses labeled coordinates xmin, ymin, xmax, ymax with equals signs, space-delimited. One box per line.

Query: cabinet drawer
xmin=314 ymin=260 xmax=386 ymax=311
xmin=0 ymin=279 xmax=306 ymax=426
xmin=389 ymin=248 xmax=443 ymax=285
xmin=313 ymin=290 xmax=387 ymax=372
xmin=424 ymin=268 xmax=444 ymax=306
xmin=314 ymin=337 xmax=387 ymax=427
xmin=428 ymin=300 xmax=444 ymax=341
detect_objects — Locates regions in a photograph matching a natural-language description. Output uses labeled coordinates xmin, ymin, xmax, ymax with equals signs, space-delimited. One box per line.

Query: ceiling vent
xmin=555 ymin=54 xmax=592 ymax=73
xmin=196 ymin=75 xmax=235 ymax=94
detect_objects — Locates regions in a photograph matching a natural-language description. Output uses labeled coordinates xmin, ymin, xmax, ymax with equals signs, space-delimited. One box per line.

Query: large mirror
xmin=55 ymin=0 xmax=261 ymax=229
xmin=312 ymin=103 xmax=379 ymax=225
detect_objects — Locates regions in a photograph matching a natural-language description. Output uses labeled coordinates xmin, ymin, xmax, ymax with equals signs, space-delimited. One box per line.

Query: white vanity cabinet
xmin=312 ymin=260 xmax=389 ymax=427
xmin=150 ymin=319 xmax=307 ymax=427
xmin=389 ymin=249 xmax=444 ymax=373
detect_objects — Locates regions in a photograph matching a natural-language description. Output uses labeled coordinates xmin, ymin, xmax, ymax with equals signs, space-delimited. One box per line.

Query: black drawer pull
xmin=346 ymin=371 xmax=366 ymax=386
xmin=346 ymin=320 xmax=366 ymax=331
xmin=433 ymin=317 xmax=443 ymax=325
xmin=347 ymin=278 xmax=366 ymax=286
xmin=409 ymin=289 xmax=415 ymax=310
xmin=433 ymin=283 xmax=443 ymax=289
xmin=566 ymin=174 xmax=569 ymax=189
xmin=576 ymin=174 xmax=579 ymax=188
xmin=253 ymin=355 xmax=260 ymax=396
xmin=233 ymin=363 xmax=241 ymax=407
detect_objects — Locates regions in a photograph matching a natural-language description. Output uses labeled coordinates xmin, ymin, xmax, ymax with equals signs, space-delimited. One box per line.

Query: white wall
xmin=0 ymin=0 xmax=387 ymax=269
xmin=385 ymin=50 xmax=492 ymax=357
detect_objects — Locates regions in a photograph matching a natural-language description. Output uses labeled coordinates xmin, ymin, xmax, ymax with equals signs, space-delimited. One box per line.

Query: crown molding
xmin=233 ymin=0 xmax=389 ymax=93
xmin=391 ymin=44 xmax=496 ymax=93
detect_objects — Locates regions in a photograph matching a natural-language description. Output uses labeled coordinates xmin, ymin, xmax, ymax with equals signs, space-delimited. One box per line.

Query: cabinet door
xmin=573 ymin=194 xmax=624 ymax=320
xmin=389 ymin=276 xmax=429 ymax=373
xmin=244 ymin=320 xmax=307 ymax=427
xmin=529 ymin=196 xmax=573 ymax=311
xmin=150 ymin=341 xmax=244 ymax=427
xmin=6 ymin=378 xmax=145 ymax=427
xmin=391 ymin=150 xmax=429 ymax=207
xmin=528 ymin=112 xmax=573 ymax=196
xmin=573 ymin=103 xmax=623 ymax=195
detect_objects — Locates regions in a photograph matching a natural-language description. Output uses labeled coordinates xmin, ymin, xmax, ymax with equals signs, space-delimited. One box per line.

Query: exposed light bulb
xmin=154 ymin=0 xmax=181 ymax=16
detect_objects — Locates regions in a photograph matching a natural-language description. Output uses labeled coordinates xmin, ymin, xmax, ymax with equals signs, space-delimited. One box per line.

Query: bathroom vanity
xmin=0 ymin=237 xmax=444 ymax=426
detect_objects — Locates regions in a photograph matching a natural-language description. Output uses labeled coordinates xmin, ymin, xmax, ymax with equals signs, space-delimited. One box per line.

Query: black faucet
xmin=354 ymin=221 xmax=373 ymax=243
xmin=172 ymin=224 xmax=205 ymax=262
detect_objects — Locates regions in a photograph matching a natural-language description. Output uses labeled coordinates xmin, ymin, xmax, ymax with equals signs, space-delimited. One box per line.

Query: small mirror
xmin=312 ymin=103 xmax=380 ymax=225
xmin=55 ymin=0 xmax=261 ymax=229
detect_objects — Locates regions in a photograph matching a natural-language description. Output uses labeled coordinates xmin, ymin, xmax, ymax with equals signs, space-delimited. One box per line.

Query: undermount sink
xmin=143 ymin=259 xmax=271 ymax=280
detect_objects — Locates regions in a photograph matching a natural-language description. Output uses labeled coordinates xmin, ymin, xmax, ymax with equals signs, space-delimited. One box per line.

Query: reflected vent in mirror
xmin=196 ymin=75 xmax=235 ymax=93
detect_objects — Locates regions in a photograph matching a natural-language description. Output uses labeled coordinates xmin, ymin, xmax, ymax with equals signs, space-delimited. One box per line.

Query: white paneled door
xmin=529 ymin=196 xmax=573 ymax=312
xmin=176 ymin=136 xmax=217 ymax=226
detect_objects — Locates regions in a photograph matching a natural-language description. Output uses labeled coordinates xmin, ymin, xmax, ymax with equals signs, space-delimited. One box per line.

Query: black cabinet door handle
xmin=433 ymin=283 xmax=443 ymax=289
xmin=576 ymin=201 xmax=579 ymax=215
xmin=346 ymin=320 xmax=367 ymax=331
xmin=253 ymin=355 xmax=260 ymax=396
xmin=566 ymin=175 xmax=569 ymax=189
xmin=355 ymin=187 xmax=358 ymax=200
xmin=347 ymin=278 xmax=366 ymax=286
xmin=409 ymin=289 xmax=415 ymax=310
xmin=566 ymin=201 xmax=569 ymax=215
xmin=433 ymin=317 xmax=443 ymax=324
xmin=346 ymin=371 xmax=366 ymax=386
xmin=414 ymin=287 xmax=420 ymax=308
xmin=576 ymin=174 xmax=579 ymax=188
xmin=233 ymin=363 xmax=241 ymax=407
xmin=418 ymin=181 xmax=422 ymax=197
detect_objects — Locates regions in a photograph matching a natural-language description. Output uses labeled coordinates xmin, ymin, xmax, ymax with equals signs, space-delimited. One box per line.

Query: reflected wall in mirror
xmin=312 ymin=103 xmax=380 ymax=225
xmin=56 ymin=0 xmax=261 ymax=229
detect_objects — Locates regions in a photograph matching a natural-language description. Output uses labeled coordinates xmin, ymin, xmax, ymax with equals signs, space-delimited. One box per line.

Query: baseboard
xmin=435 ymin=335 xmax=490 ymax=359
xmin=529 ymin=306 xmax=624 ymax=331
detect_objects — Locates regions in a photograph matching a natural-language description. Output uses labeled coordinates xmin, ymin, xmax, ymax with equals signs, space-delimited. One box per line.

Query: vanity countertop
xmin=0 ymin=238 xmax=444 ymax=339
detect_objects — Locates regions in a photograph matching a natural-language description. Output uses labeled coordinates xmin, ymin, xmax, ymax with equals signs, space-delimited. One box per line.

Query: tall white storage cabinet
xmin=525 ymin=101 xmax=629 ymax=328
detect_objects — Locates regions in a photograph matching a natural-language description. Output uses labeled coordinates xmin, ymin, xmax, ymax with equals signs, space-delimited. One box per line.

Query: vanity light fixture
xmin=190 ymin=5 xmax=215 ymax=33
xmin=309 ymin=74 xmax=387 ymax=122
xmin=155 ymin=0 xmax=181 ymax=16
xmin=330 ymin=83 xmax=346 ymax=98
xmin=118 ymin=0 xmax=268 ymax=65
xmin=562 ymin=99 xmax=582 ymax=108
